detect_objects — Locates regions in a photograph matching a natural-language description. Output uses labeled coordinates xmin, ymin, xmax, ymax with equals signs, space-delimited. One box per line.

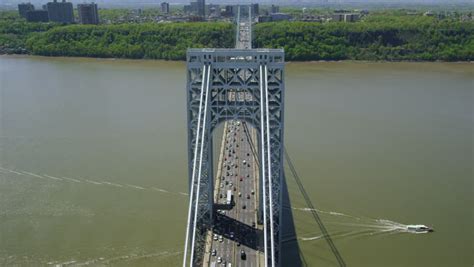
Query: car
xmin=212 ymin=249 xmax=217 ymax=256
xmin=240 ymin=250 xmax=246 ymax=260
xmin=213 ymin=234 xmax=218 ymax=241
xmin=242 ymin=205 xmax=246 ymax=209
xmin=242 ymin=160 xmax=247 ymax=164
xmin=247 ymin=174 xmax=250 ymax=178
xmin=230 ymin=232 xmax=234 ymax=238
xmin=240 ymin=177 xmax=243 ymax=181
xmin=219 ymin=235 xmax=223 ymax=242
xmin=217 ymin=257 xmax=222 ymax=263
xmin=220 ymin=194 xmax=223 ymax=198
xmin=247 ymin=153 xmax=250 ymax=156
xmin=236 ymin=242 xmax=241 ymax=246
xmin=247 ymin=194 xmax=250 ymax=199
xmin=238 ymin=192 xmax=242 ymax=197
xmin=225 ymin=181 xmax=229 ymax=185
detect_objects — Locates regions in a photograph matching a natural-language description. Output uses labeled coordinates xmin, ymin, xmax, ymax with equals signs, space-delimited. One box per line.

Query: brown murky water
xmin=0 ymin=56 xmax=472 ymax=266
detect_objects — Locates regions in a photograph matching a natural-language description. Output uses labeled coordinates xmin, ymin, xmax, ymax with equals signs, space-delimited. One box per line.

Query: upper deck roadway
xmin=203 ymin=6 xmax=263 ymax=267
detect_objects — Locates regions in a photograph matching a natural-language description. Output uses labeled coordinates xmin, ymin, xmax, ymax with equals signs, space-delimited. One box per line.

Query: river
xmin=0 ymin=55 xmax=472 ymax=267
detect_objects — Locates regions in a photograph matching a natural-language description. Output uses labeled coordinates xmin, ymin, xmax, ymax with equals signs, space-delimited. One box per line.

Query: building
xmin=161 ymin=2 xmax=169 ymax=14
xmin=26 ymin=10 xmax=49 ymax=22
xmin=300 ymin=15 xmax=323 ymax=22
xmin=251 ymin=3 xmax=259 ymax=16
xmin=221 ymin=5 xmax=235 ymax=17
xmin=332 ymin=14 xmax=344 ymax=22
xmin=270 ymin=5 xmax=279 ymax=14
xmin=258 ymin=13 xmax=291 ymax=23
xmin=270 ymin=13 xmax=291 ymax=21
xmin=207 ymin=4 xmax=220 ymax=17
xmin=332 ymin=13 xmax=360 ymax=22
xmin=184 ymin=0 xmax=205 ymax=17
xmin=78 ymin=3 xmax=99 ymax=24
xmin=196 ymin=0 xmax=205 ymax=17
xmin=47 ymin=0 xmax=74 ymax=23
xmin=18 ymin=3 xmax=35 ymax=18
xmin=344 ymin=13 xmax=360 ymax=22
xmin=257 ymin=15 xmax=271 ymax=23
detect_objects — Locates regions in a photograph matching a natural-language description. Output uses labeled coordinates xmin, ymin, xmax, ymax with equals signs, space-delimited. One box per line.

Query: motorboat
xmin=407 ymin=224 xmax=433 ymax=233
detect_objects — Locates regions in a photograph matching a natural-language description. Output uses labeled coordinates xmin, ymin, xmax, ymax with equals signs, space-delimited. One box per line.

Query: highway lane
xmin=206 ymin=120 xmax=260 ymax=267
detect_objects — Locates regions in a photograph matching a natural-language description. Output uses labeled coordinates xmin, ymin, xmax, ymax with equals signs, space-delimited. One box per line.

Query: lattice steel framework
xmin=184 ymin=48 xmax=285 ymax=266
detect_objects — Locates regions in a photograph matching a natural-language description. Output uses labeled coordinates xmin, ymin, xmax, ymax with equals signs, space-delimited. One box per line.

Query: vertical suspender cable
xmin=259 ymin=64 xmax=268 ymax=267
xmin=189 ymin=64 xmax=212 ymax=266
xmin=183 ymin=64 xmax=208 ymax=267
xmin=264 ymin=65 xmax=275 ymax=267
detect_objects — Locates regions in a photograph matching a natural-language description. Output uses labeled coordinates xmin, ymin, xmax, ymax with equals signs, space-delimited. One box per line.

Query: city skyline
xmin=3 ymin=0 xmax=472 ymax=5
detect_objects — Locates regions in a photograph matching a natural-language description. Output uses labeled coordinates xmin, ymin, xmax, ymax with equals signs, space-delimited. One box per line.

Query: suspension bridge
xmin=182 ymin=5 xmax=345 ymax=267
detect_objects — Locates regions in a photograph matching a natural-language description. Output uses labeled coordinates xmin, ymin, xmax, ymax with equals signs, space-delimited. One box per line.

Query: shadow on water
xmin=284 ymin=148 xmax=347 ymax=267
xmin=242 ymin=122 xmax=305 ymax=266
xmin=281 ymin=170 xmax=306 ymax=267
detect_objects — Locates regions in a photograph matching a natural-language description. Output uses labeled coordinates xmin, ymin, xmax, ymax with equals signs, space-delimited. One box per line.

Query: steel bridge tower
xmin=183 ymin=5 xmax=286 ymax=267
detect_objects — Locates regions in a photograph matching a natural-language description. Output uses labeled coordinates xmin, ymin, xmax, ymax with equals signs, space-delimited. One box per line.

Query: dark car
xmin=240 ymin=250 xmax=246 ymax=260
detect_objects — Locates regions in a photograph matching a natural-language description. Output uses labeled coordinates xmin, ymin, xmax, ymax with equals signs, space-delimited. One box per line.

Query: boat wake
xmin=42 ymin=250 xmax=183 ymax=266
xmin=294 ymin=207 xmax=432 ymax=242
xmin=0 ymin=166 xmax=187 ymax=197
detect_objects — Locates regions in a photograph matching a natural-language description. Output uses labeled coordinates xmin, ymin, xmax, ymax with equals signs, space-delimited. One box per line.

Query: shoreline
xmin=1 ymin=53 xmax=473 ymax=64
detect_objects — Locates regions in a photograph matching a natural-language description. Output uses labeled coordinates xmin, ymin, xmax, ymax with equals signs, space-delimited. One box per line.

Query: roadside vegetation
xmin=25 ymin=23 xmax=235 ymax=60
xmin=1 ymin=9 xmax=472 ymax=61
xmin=254 ymin=14 xmax=474 ymax=61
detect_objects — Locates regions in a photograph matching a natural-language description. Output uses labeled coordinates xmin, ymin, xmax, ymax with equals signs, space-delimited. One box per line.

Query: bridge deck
xmin=202 ymin=7 xmax=263 ymax=266
xmin=203 ymin=121 xmax=263 ymax=267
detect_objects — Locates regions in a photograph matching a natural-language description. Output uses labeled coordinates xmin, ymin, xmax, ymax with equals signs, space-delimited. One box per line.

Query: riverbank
xmin=1 ymin=9 xmax=474 ymax=61
xmin=3 ymin=54 xmax=473 ymax=66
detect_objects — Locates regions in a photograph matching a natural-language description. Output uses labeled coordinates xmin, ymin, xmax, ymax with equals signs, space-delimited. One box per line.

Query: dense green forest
xmin=254 ymin=15 xmax=474 ymax=61
xmin=26 ymin=23 xmax=235 ymax=60
xmin=1 ymin=10 xmax=473 ymax=61
xmin=0 ymin=12 xmax=57 ymax=54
